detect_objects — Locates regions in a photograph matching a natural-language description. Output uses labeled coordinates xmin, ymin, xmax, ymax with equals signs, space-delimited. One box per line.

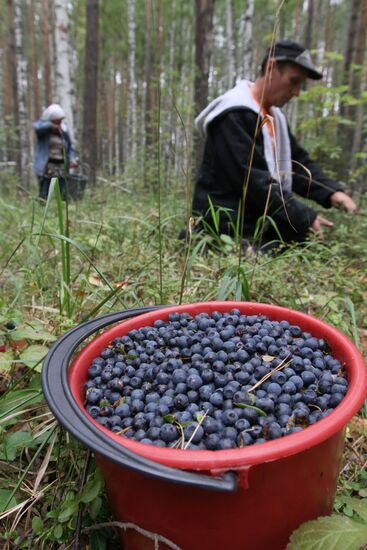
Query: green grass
xmin=0 ymin=176 xmax=366 ymax=549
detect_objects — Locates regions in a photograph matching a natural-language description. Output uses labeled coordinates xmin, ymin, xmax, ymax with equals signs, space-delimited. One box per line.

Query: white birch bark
xmin=242 ymin=0 xmax=254 ymax=80
xmin=14 ymin=0 xmax=30 ymax=185
xmin=54 ymin=0 xmax=75 ymax=141
xmin=127 ymin=0 xmax=137 ymax=160
xmin=121 ymin=72 xmax=129 ymax=166
xmin=226 ymin=0 xmax=235 ymax=88
xmin=115 ymin=71 xmax=121 ymax=179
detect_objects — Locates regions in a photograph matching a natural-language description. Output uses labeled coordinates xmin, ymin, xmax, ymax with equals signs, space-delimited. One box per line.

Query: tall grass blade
xmin=344 ymin=297 xmax=360 ymax=349
xmin=34 ymin=232 xmax=126 ymax=308
xmin=1 ymin=425 xmax=56 ymax=513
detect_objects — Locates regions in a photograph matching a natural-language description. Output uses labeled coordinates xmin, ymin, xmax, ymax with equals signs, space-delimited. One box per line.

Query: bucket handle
xmin=42 ymin=307 xmax=238 ymax=493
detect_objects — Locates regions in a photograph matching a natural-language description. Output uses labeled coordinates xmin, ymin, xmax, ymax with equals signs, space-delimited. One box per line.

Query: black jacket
xmin=192 ymin=108 xmax=343 ymax=242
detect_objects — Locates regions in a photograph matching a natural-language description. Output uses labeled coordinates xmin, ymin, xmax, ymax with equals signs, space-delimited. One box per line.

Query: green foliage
xmin=288 ymin=498 xmax=367 ymax=550
xmin=0 ymin=178 xmax=366 ymax=548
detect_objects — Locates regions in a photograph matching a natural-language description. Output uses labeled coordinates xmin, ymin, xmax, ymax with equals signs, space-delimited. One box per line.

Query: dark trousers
xmin=38 ymin=176 xmax=65 ymax=201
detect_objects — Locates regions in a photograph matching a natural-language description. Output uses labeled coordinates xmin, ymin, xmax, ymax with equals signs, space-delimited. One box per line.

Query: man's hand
xmin=311 ymin=215 xmax=333 ymax=239
xmin=69 ymin=160 xmax=78 ymax=169
xmin=330 ymin=191 xmax=357 ymax=213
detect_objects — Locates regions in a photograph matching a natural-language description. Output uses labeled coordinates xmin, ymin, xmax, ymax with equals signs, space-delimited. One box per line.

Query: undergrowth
xmin=0 ymin=178 xmax=366 ymax=549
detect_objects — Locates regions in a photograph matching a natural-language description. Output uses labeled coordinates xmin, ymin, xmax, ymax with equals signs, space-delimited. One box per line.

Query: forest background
xmin=0 ymin=1 xmax=367 ymax=549
xmin=1 ymin=0 xmax=367 ymax=193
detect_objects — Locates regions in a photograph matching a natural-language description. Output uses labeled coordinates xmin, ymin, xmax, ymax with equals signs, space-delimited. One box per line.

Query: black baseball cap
xmin=261 ymin=40 xmax=323 ymax=80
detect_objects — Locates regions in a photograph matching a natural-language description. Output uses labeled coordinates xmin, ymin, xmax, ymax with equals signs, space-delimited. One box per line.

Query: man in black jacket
xmin=192 ymin=40 xmax=356 ymax=247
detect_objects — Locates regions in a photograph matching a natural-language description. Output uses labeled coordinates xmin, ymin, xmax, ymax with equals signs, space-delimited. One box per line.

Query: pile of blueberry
xmin=83 ymin=309 xmax=349 ymax=450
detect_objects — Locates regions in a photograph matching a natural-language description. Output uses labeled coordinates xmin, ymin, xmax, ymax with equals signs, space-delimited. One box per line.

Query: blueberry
xmin=256 ymin=397 xmax=274 ymax=413
xmin=221 ymin=409 xmax=239 ymax=426
xmin=267 ymin=382 xmax=282 ymax=396
xmin=202 ymin=369 xmax=214 ymax=384
xmin=213 ymin=373 xmax=227 ymax=388
xmin=203 ymin=417 xmax=220 ymax=434
xmin=96 ymin=416 xmax=110 ymax=428
xmin=86 ymin=388 xmax=103 ymax=404
xmin=172 ymin=369 xmax=187 ymax=384
xmin=301 ymin=371 xmax=316 ymax=385
xmin=187 ymin=390 xmax=199 ymax=403
xmin=88 ymin=364 xmax=103 ymax=378
xmin=187 ymin=403 xmax=200 ymax=416
xmin=206 ymin=433 xmax=220 ymax=450
xmin=86 ymin=405 xmax=100 ymax=418
xmin=301 ymin=390 xmax=318 ymax=405
xmin=209 ymin=392 xmax=224 ymax=407
xmin=199 ymin=384 xmax=213 ymax=401
xmin=212 ymin=360 xmax=226 ymax=373
xmin=184 ymin=423 xmax=204 ymax=443
xmin=303 ymin=337 xmax=319 ymax=351
xmin=217 ymin=438 xmax=236 ymax=449
xmin=329 ymin=393 xmax=344 ymax=407
xmin=267 ymin=422 xmax=283 ymax=440
xmin=146 ymin=392 xmax=160 ymax=404
xmin=331 ymin=383 xmax=347 ymax=395
xmin=160 ymin=423 xmax=178 ymax=443
xmin=282 ymin=381 xmax=297 ymax=394
xmin=160 ymin=395 xmax=174 ymax=409
xmin=288 ymin=375 xmax=303 ymax=390
xmin=174 ymin=393 xmax=189 ymax=411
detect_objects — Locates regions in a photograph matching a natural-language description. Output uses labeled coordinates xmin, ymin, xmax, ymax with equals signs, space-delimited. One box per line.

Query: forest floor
xmin=0 ymin=175 xmax=366 ymax=549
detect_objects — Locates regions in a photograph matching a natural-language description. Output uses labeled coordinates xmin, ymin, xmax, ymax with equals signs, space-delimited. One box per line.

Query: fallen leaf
xmin=88 ymin=274 xmax=104 ymax=287
xmin=262 ymin=355 xmax=275 ymax=362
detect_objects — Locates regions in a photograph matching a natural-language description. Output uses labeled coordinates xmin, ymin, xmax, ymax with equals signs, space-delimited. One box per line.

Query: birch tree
xmin=6 ymin=0 xmax=19 ymax=168
xmin=54 ymin=0 xmax=75 ymax=140
xmin=82 ymin=0 xmax=99 ymax=187
xmin=127 ymin=0 xmax=137 ymax=161
xmin=15 ymin=0 xmax=31 ymax=186
xmin=242 ymin=0 xmax=255 ymax=80
xmin=226 ymin=0 xmax=235 ymax=88
xmin=40 ymin=0 xmax=52 ymax=106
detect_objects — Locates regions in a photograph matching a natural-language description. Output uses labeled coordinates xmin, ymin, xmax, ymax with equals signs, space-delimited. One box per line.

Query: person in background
xmin=33 ymin=104 xmax=77 ymax=201
xmin=191 ymin=40 xmax=356 ymax=249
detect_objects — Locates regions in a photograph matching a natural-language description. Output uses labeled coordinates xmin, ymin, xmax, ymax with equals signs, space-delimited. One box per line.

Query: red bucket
xmin=43 ymin=302 xmax=367 ymax=550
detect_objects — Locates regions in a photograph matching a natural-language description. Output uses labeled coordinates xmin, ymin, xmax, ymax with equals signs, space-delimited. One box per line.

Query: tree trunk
xmin=194 ymin=0 xmax=214 ymax=171
xmin=293 ymin=0 xmax=304 ymax=41
xmin=338 ymin=0 xmax=363 ymax=171
xmin=1 ymin=19 xmax=13 ymax=162
xmin=194 ymin=0 xmax=214 ymax=114
xmin=6 ymin=0 xmax=20 ymax=168
xmin=350 ymin=0 xmax=367 ymax=98
xmin=127 ymin=0 xmax=137 ymax=161
xmin=144 ymin=0 xmax=163 ymax=188
xmin=114 ymin=70 xmax=120 ymax=179
xmin=54 ymin=0 xmax=75 ymax=140
xmin=342 ymin=0 xmax=360 ymax=89
xmin=242 ymin=0 xmax=254 ymax=80
xmin=29 ymin=0 xmax=40 ymax=119
xmin=82 ymin=0 xmax=99 ymax=187
xmin=225 ymin=0 xmax=234 ymax=88
xmin=14 ymin=0 xmax=30 ymax=187
xmin=324 ymin=0 xmax=336 ymax=85
xmin=40 ymin=0 xmax=52 ymax=106
xmin=143 ymin=0 xmax=152 ymax=181
xmin=348 ymin=0 xmax=367 ymax=191
xmin=304 ymin=0 xmax=315 ymax=50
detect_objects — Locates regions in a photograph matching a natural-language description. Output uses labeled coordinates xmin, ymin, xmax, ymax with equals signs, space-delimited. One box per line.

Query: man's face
xmin=265 ymin=61 xmax=308 ymax=107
